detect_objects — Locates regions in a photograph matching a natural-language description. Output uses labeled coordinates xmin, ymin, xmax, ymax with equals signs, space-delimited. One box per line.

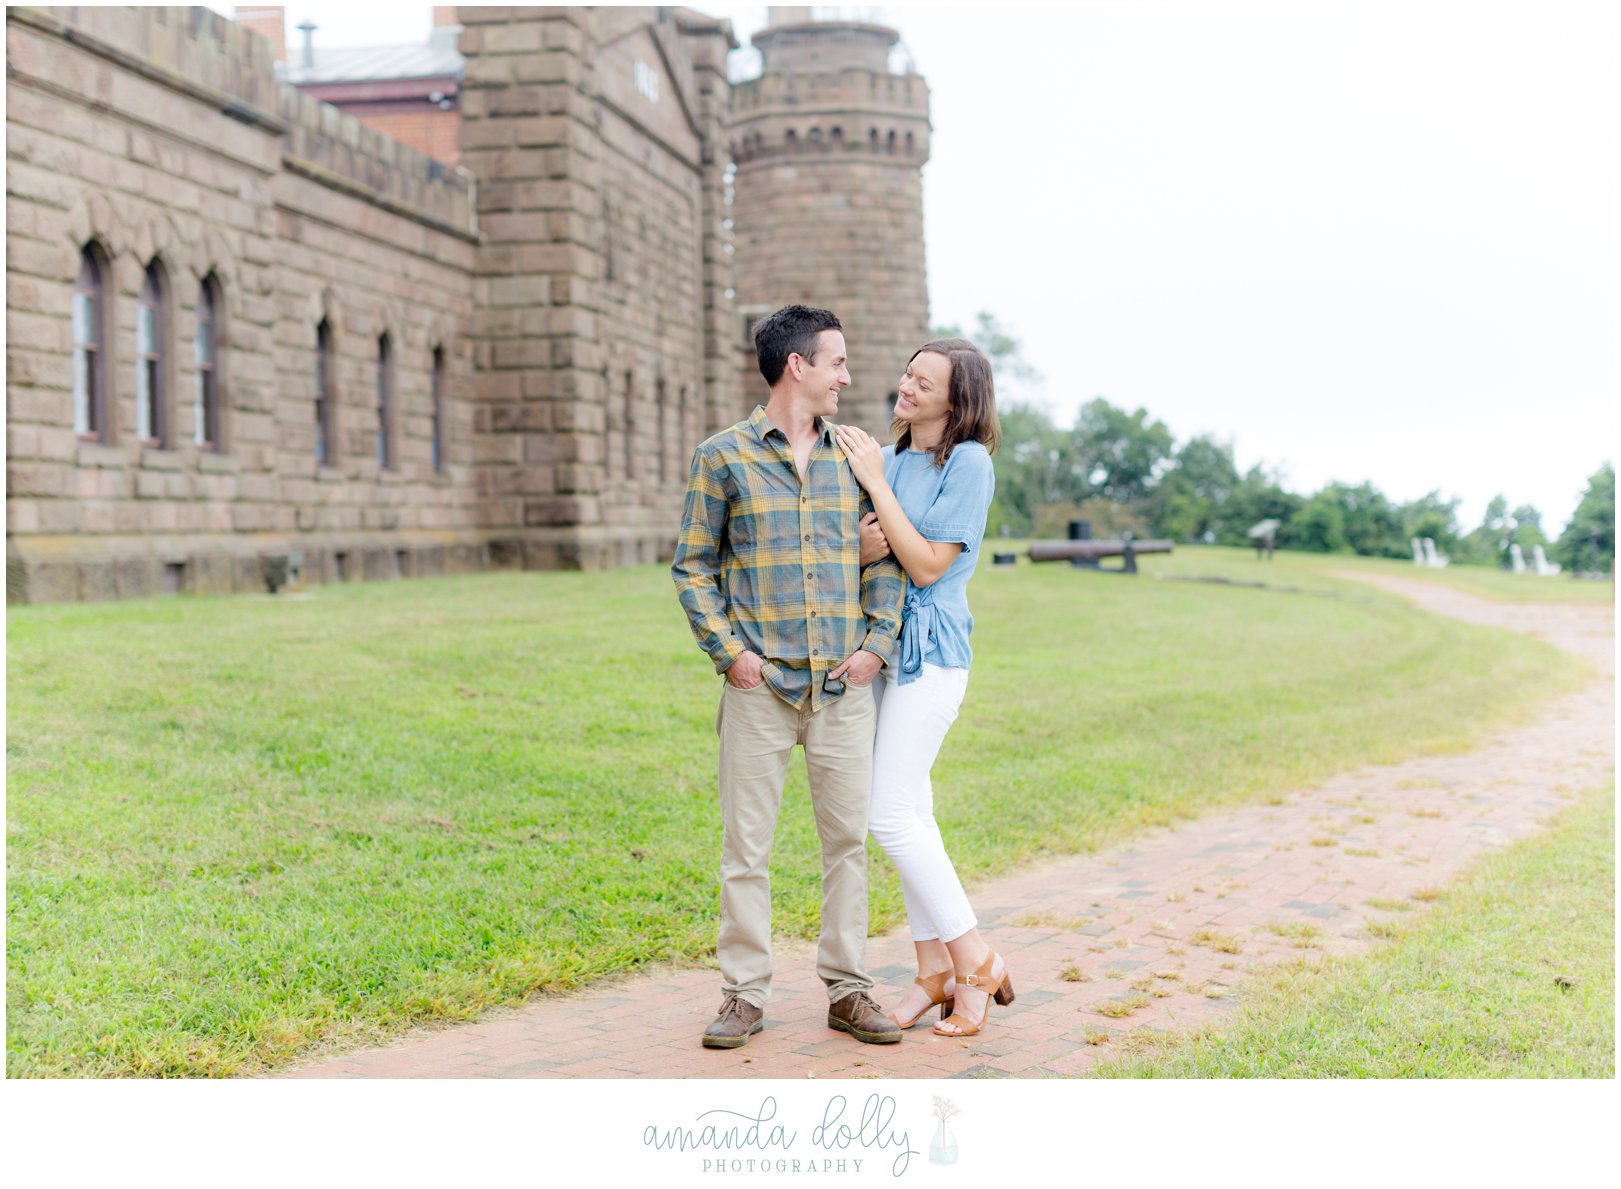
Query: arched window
xmin=376 ymin=332 xmax=393 ymax=469
xmin=430 ymin=345 xmax=445 ymax=474
xmin=194 ymin=274 xmax=221 ymax=450
xmin=136 ymin=261 xmax=167 ymax=446
xmin=72 ymin=246 xmax=106 ymax=441
xmin=315 ymin=318 xmax=334 ymax=464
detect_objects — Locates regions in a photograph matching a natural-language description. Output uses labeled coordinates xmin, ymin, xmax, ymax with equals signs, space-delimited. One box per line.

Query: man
xmin=672 ymin=304 xmax=906 ymax=1049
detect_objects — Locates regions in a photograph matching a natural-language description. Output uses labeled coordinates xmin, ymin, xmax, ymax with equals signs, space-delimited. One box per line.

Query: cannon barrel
xmin=1027 ymin=539 xmax=1174 ymax=562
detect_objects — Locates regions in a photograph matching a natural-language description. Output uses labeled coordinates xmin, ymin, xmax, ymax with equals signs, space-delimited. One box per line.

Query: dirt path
xmin=281 ymin=575 xmax=1613 ymax=1079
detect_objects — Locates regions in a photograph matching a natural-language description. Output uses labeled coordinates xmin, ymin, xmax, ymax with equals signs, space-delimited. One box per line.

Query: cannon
xmin=1027 ymin=537 xmax=1173 ymax=573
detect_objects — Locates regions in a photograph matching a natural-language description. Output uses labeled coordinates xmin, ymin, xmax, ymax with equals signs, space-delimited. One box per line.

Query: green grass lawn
xmin=5 ymin=556 xmax=1591 ymax=1076
xmin=1093 ymin=783 xmax=1614 ymax=1077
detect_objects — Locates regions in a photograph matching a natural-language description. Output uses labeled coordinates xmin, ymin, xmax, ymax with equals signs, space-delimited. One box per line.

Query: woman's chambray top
xmin=882 ymin=439 xmax=996 ymax=685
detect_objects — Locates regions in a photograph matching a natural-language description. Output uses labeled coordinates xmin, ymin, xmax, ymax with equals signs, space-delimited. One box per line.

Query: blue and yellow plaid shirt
xmin=672 ymin=405 xmax=904 ymax=712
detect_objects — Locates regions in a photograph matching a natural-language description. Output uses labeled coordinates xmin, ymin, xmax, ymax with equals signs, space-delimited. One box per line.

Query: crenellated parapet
xmin=7 ymin=5 xmax=283 ymax=128
xmin=279 ymin=87 xmax=477 ymax=240
xmin=8 ymin=6 xmax=476 ymax=238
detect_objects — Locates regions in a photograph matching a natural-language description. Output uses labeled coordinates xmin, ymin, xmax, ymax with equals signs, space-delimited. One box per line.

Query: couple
xmin=671 ymin=304 xmax=1009 ymax=1051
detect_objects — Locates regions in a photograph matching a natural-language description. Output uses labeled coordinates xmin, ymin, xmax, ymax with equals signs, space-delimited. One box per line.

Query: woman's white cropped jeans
xmin=868 ymin=662 xmax=977 ymax=943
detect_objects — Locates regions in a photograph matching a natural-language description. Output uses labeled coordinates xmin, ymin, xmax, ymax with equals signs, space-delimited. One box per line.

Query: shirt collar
xmin=749 ymin=404 xmax=834 ymax=446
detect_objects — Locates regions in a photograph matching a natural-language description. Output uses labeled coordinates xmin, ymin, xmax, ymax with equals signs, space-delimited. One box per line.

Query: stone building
xmin=5 ymin=4 xmax=932 ymax=602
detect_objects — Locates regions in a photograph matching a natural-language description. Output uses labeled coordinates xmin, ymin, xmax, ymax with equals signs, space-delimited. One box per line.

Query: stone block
xmin=522 ymin=495 xmax=589 ymax=526
xmin=79 ymin=561 xmax=120 ymax=602
xmin=191 ymin=553 xmax=236 ymax=596
xmin=488 ymin=275 xmax=551 ymax=307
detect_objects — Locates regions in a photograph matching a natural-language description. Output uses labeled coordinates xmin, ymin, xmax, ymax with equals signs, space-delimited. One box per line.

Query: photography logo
xmin=928 ymin=1096 xmax=959 ymax=1166
xmin=642 ymin=1093 xmax=921 ymax=1178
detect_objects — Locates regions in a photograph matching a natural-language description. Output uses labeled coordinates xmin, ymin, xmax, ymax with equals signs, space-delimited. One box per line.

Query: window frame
xmin=72 ymin=246 xmax=108 ymax=443
xmin=430 ymin=345 xmax=445 ymax=474
xmin=136 ymin=261 xmax=168 ymax=448
xmin=376 ymin=332 xmax=393 ymax=470
xmin=194 ymin=274 xmax=222 ymax=451
xmin=315 ymin=317 xmax=335 ymax=466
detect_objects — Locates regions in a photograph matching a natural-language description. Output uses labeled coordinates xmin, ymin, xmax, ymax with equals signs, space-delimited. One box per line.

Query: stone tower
xmin=728 ymin=9 xmax=932 ymax=431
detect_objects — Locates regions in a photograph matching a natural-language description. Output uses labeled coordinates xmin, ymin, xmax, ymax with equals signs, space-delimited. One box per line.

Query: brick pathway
xmin=280 ymin=574 xmax=1613 ymax=1079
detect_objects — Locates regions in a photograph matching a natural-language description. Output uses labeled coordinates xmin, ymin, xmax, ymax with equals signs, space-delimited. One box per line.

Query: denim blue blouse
xmin=881 ymin=439 xmax=996 ymax=685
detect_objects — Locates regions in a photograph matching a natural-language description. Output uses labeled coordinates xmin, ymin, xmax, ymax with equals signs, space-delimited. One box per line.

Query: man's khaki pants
xmin=716 ymin=678 xmax=877 ymax=1008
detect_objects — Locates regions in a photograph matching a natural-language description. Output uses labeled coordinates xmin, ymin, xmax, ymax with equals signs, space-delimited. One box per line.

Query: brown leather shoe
xmin=702 ymin=995 xmax=764 ymax=1049
xmin=827 ymin=990 xmax=902 ymax=1044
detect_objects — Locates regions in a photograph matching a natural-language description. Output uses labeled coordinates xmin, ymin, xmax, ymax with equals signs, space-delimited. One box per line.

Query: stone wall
xmin=456 ymin=5 xmax=735 ymax=571
xmin=5 ymin=5 xmax=481 ymax=601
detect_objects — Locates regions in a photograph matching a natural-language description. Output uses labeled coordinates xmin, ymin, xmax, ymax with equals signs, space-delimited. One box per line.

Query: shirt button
xmin=805 ymin=572 xmax=814 ymax=581
xmin=803 ymin=533 xmax=811 ymax=542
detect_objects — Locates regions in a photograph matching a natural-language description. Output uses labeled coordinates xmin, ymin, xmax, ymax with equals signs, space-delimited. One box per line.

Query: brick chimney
xmin=432 ymin=6 xmax=458 ymax=27
xmin=235 ymin=5 xmax=286 ymax=63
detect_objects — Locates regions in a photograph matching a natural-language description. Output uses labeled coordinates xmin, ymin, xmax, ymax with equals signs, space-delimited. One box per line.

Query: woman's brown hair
xmin=890 ymin=337 xmax=1002 ymax=467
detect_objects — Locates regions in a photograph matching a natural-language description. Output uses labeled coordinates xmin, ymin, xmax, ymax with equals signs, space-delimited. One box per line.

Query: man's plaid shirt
xmin=672 ymin=405 xmax=905 ymax=712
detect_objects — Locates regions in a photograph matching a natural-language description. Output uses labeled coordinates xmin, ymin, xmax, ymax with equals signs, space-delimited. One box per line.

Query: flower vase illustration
xmin=929 ymin=1096 xmax=960 ymax=1165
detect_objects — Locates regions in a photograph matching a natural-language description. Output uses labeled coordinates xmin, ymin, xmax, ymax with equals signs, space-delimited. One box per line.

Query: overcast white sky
xmin=257 ymin=1 xmax=1617 ymax=533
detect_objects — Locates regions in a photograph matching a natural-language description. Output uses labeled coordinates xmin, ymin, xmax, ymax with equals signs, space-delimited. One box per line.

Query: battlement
xmin=730 ymin=66 xmax=929 ymax=117
xmin=9 ymin=6 xmax=476 ymax=237
xmin=753 ymin=21 xmax=898 ymax=75
xmin=729 ymin=116 xmax=929 ymax=166
xmin=279 ymin=88 xmax=477 ymax=239
xmin=9 ymin=5 xmax=282 ymax=125
xmin=728 ymin=63 xmax=930 ymax=167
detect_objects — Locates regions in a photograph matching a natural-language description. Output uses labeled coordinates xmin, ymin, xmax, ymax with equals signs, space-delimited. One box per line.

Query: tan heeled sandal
xmin=891 ymin=969 xmax=956 ymax=1030
xmin=933 ymin=952 xmax=1014 ymax=1037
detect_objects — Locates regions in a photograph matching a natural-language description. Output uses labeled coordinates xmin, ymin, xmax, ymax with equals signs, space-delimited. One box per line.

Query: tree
xmin=1455 ymin=494 xmax=1543 ymax=567
xmin=1144 ymin=434 xmax=1240 ymax=542
xmin=1553 ymin=462 xmax=1615 ymax=574
xmin=1286 ymin=488 xmax=1350 ymax=553
xmin=1284 ymin=482 xmax=1409 ymax=557
xmin=1227 ymin=464 xmax=1303 ymax=546
xmin=1397 ymin=490 xmax=1464 ymax=558
xmin=1068 ymin=398 xmax=1174 ymax=507
xmin=930 ymin=312 xmax=1040 ymax=385
xmin=985 ymin=401 xmax=1066 ymax=538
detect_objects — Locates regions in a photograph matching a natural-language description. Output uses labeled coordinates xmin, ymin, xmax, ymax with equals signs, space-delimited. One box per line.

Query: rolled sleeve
xmin=857 ymin=486 xmax=904 ymax=663
xmin=918 ymin=447 xmax=996 ymax=554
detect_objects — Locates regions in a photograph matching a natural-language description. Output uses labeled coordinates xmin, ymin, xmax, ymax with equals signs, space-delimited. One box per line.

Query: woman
xmin=833 ymin=338 xmax=1009 ymax=1038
